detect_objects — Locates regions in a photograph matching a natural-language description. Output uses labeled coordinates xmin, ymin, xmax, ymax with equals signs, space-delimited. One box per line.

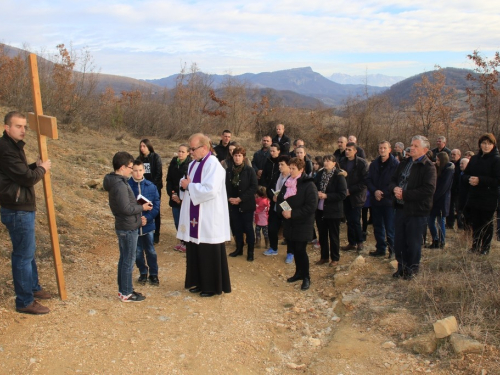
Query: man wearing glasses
xmin=178 ymin=133 xmax=231 ymax=297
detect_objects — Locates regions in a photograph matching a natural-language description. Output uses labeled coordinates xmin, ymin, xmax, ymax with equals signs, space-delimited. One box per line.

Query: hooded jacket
xmin=0 ymin=131 xmax=46 ymax=211
xmin=103 ymin=172 xmax=143 ymax=231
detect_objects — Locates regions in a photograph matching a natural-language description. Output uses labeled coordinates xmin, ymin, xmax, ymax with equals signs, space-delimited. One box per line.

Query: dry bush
xmin=406 ymin=240 xmax=500 ymax=346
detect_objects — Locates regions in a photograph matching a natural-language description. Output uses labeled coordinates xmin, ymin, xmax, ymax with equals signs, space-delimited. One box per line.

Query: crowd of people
xmin=2 ymin=110 xmax=500 ymax=313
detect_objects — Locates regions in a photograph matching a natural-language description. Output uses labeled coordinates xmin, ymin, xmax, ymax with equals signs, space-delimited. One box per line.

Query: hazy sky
xmin=1 ymin=0 xmax=499 ymax=80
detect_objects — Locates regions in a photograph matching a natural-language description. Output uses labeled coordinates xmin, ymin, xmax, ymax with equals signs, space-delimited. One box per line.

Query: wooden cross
xmin=27 ymin=53 xmax=67 ymax=300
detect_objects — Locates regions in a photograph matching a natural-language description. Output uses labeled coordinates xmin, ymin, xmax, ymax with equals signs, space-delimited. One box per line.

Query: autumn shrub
xmin=406 ymin=233 xmax=500 ymax=347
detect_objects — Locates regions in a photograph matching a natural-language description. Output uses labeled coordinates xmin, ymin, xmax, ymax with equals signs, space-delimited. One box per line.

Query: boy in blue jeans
xmin=128 ymin=160 xmax=161 ymax=285
xmin=103 ymin=152 xmax=153 ymax=302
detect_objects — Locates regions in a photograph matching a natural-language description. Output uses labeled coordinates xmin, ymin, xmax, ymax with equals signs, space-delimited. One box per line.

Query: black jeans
xmin=288 ymin=240 xmax=309 ymax=278
xmin=268 ymin=208 xmax=283 ymax=251
xmin=315 ymin=210 xmax=340 ymax=261
xmin=344 ymin=199 xmax=363 ymax=245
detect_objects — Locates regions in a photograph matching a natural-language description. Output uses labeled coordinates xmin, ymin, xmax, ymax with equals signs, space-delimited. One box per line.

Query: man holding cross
xmin=0 ymin=111 xmax=52 ymax=314
xmin=178 ymin=133 xmax=231 ymax=297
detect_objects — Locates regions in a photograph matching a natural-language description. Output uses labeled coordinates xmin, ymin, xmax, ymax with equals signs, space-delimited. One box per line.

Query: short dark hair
xmin=222 ymin=130 xmax=231 ymax=134
xmin=277 ymin=155 xmax=290 ymax=164
xmin=133 ymin=160 xmax=144 ymax=167
xmin=315 ymin=156 xmax=324 ymax=168
xmin=270 ymin=143 xmax=281 ymax=151
xmin=322 ymin=155 xmax=336 ymax=163
xmin=4 ymin=111 xmax=26 ymax=125
xmin=113 ymin=152 xmax=134 ymax=171
xmin=346 ymin=142 xmax=357 ymax=148
xmin=478 ymin=133 xmax=497 ymax=148
xmin=139 ymin=139 xmax=155 ymax=157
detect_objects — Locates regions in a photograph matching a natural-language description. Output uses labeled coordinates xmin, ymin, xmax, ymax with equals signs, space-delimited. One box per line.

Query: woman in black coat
xmin=314 ymin=155 xmax=347 ymax=266
xmin=277 ymin=158 xmax=318 ymax=290
xmin=166 ymin=144 xmax=191 ymax=252
xmin=225 ymin=146 xmax=258 ymax=261
xmin=427 ymin=152 xmax=454 ymax=249
xmin=138 ymin=139 xmax=163 ymax=243
xmin=462 ymin=133 xmax=500 ymax=254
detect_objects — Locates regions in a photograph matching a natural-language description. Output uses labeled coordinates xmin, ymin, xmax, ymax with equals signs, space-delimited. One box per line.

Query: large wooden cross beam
xmin=28 ymin=53 xmax=67 ymax=300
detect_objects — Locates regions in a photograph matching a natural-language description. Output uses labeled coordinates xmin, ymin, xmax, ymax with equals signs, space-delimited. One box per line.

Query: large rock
xmin=401 ymin=331 xmax=437 ymax=354
xmin=433 ymin=316 xmax=458 ymax=338
xmin=349 ymin=255 xmax=365 ymax=270
xmin=450 ymin=333 xmax=484 ymax=354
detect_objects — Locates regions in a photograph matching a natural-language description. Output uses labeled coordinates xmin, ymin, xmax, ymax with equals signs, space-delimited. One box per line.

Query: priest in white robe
xmin=178 ymin=133 xmax=231 ymax=297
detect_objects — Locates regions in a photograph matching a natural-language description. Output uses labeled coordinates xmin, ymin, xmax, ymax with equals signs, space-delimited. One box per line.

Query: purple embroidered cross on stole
xmin=188 ymin=151 xmax=211 ymax=238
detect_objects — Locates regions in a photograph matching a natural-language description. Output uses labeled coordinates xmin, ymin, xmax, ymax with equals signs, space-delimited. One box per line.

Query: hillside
xmin=0 ymin=117 xmax=498 ymax=373
xmin=381 ymin=67 xmax=473 ymax=106
xmin=330 ymin=73 xmax=406 ymax=87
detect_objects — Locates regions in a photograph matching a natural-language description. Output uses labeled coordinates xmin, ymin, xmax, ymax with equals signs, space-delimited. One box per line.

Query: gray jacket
xmin=103 ymin=172 xmax=143 ymax=231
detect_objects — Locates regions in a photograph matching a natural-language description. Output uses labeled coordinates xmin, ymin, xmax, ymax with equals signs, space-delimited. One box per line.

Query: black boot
xmin=229 ymin=243 xmax=244 ymax=257
xmin=428 ymin=240 xmax=440 ymax=249
xmin=247 ymin=244 xmax=254 ymax=261
xmin=301 ymin=277 xmax=310 ymax=290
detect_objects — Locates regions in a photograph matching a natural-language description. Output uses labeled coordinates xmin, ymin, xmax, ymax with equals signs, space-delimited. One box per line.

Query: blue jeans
xmin=394 ymin=209 xmax=427 ymax=275
xmin=136 ymin=231 xmax=158 ymax=276
xmin=172 ymin=206 xmax=180 ymax=230
xmin=1 ymin=208 xmax=41 ymax=308
xmin=371 ymin=205 xmax=395 ymax=254
xmin=428 ymin=214 xmax=445 ymax=243
xmin=116 ymin=229 xmax=139 ymax=296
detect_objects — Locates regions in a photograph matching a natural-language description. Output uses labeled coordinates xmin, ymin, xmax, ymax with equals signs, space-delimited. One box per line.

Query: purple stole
xmin=188 ymin=152 xmax=211 ymax=238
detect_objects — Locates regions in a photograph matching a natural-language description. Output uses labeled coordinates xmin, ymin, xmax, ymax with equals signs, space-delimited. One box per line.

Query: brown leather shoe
xmin=329 ymin=261 xmax=339 ymax=267
xmin=315 ymin=259 xmax=329 ymax=265
xmin=16 ymin=301 xmax=50 ymax=315
xmin=341 ymin=244 xmax=356 ymax=251
xmin=34 ymin=290 xmax=52 ymax=299
xmin=357 ymin=243 xmax=364 ymax=251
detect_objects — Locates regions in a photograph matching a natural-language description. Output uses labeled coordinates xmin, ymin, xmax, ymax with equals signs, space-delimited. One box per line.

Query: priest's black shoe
xmin=287 ymin=274 xmax=303 ymax=283
xmin=229 ymin=244 xmax=244 ymax=257
xmin=189 ymin=287 xmax=201 ymax=293
xmin=200 ymin=292 xmax=215 ymax=297
xmin=369 ymin=251 xmax=385 ymax=257
xmin=392 ymin=270 xmax=403 ymax=279
xmin=301 ymin=277 xmax=310 ymax=290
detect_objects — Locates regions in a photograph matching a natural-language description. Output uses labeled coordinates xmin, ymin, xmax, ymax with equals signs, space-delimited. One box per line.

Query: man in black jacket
xmin=214 ymin=129 xmax=232 ymax=162
xmin=272 ymin=124 xmax=291 ymax=155
xmin=366 ymin=141 xmax=400 ymax=258
xmin=389 ymin=135 xmax=437 ymax=279
xmin=0 ymin=111 xmax=52 ymax=314
xmin=339 ymin=142 xmax=369 ymax=251
xmin=251 ymin=135 xmax=271 ymax=185
xmin=432 ymin=136 xmax=451 ymax=158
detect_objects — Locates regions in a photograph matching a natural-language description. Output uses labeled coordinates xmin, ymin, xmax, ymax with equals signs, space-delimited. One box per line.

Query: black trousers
xmin=465 ymin=207 xmax=495 ymax=251
xmin=315 ymin=210 xmax=340 ymax=261
xmin=288 ymin=240 xmax=309 ymax=278
xmin=268 ymin=208 xmax=283 ymax=251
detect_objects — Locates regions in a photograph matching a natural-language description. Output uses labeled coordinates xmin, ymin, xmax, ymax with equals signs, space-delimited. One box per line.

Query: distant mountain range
xmin=329 ymin=73 xmax=405 ymax=87
xmin=145 ymin=67 xmax=387 ymax=106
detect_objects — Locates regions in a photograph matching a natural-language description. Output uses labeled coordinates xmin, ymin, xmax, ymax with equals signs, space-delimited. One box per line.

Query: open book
xmin=271 ymin=188 xmax=280 ymax=197
xmin=137 ymin=194 xmax=152 ymax=205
